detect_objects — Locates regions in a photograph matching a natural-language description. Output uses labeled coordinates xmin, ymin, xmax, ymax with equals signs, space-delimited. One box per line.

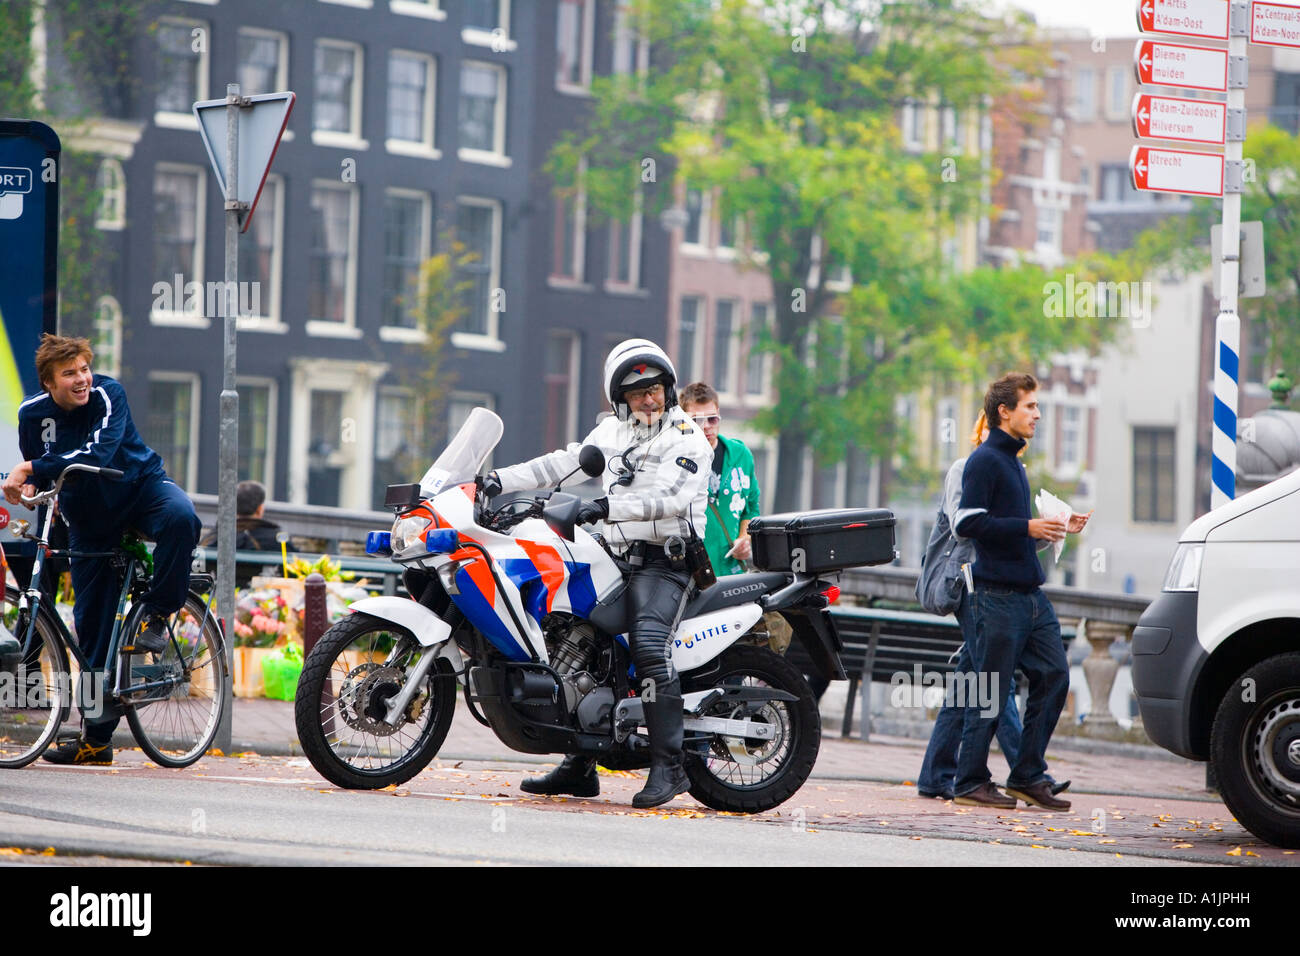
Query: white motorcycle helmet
xmin=603 ymin=338 xmax=678 ymax=422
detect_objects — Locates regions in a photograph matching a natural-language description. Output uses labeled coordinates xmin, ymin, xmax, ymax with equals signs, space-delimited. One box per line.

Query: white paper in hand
xmin=1035 ymin=488 xmax=1072 ymax=563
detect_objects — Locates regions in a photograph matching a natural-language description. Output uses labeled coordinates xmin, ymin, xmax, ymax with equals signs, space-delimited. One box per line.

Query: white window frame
xmin=150 ymin=163 xmax=208 ymax=329
xmin=463 ymin=0 xmax=516 ymax=52
xmin=1059 ymin=403 xmax=1083 ymax=472
xmin=1104 ymin=65 xmax=1128 ymax=122
xmin=312 ymin=39 xmax=368 ymax=150
xmin=676 ymin=295 xmax=704 ymax=383
xmin=287 ymin=358 xmax=389 ymax=508
xmin=238 ymin=173 xmax=286 ymax=332
xmin=555 ymin=0 xmax=595 ymax=95
xmin=605 ymin=190 xmax=644 ymax=293
xmin=681 ymin=187 xmax=710 ymax=255
xmin=458 ymin=60 xmax=511 ymax=167
xmin=307 ymin=181 xmax=363 ymax=339
xmin=374 ymin=385 xmax=419 ymax=471
xmin=716 ymin=207 xmax=743 ymax=260
xmin=825 ymin=261 xmax=852 ymax=293
xmin=712 ymin=298 xmax=741 ymax=402
xmin=319 ymin=0 xmax=373 ymax=7
xmin=612 ymin=2 xmax=650 ymax=77
xmin=549 ymin=158 xmax=588 ymax=287
xmin=545 ymin=330 xmax=581 ymax=447
xmin=386 ymin=50 xmax=440 ymax=159
xmin=743 ymin=301 xmax=773 ymax=404
xmin=93 ymin=296 xmax=123 ymax=378
xmin=390 ymin=0 xmax=446 ymax=20
xmin=95 ymin=158 xmax=126 ymax=230
xmin=451 ymin=196 xmax=505 ymax=352
xmin=237 ymin=27 xmax=289 ymax=95
xmin=379 ymin=187 xmax=433 ymax=343
xmin=148 ymin=371 xmax=201 ymax=491
xmin=154 ymin=17 xmax=209 ymax=131
xmin=1073 ymin=66 xmax=1096 ymax=122
xmin=901 ymin=100 xmax=925 ymax=152
xmin=236 ymin=375 xmax=278 ymax=488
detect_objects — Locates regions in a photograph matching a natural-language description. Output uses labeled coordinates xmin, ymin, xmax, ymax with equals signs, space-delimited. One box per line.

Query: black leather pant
xmin=626 ymin=551 xmax=691 ymax=694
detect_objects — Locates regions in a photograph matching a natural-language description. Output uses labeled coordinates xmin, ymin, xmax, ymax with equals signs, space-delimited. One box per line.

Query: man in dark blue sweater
xmin=952 ymin=373 xmax=1088 ymax=810
xmin=2 ymin=335 xmax=201 ymax=765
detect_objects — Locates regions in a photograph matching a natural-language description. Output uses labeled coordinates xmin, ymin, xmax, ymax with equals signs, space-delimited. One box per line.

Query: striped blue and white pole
xmin=1211 ymin=312 xmax=1239 ymax=510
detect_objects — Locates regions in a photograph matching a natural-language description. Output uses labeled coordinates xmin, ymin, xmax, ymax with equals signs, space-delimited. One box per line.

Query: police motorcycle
xmin=295 ymin=408 xmax=891 ymax=812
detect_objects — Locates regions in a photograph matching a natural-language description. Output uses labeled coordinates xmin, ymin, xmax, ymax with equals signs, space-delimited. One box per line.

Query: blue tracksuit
xmin=18 ymin=375 xmax=201 ymax=740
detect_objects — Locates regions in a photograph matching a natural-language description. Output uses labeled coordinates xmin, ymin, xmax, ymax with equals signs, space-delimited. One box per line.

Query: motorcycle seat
xmin=683 ymin=572 xmax=791 ymax=619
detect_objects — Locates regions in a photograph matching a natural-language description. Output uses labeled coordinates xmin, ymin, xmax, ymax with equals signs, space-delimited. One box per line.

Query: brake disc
xmin=337 ymin=663 xmax=407 ymax=736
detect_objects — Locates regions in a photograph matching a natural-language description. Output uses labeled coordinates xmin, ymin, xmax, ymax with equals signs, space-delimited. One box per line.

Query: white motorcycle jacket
xmin=494 ymin=405 xmax=712 ymax=550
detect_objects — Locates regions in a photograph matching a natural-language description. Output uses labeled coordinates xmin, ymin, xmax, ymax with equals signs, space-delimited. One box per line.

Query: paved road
xmin=0 ymin=750 xmax=1258 ymax=867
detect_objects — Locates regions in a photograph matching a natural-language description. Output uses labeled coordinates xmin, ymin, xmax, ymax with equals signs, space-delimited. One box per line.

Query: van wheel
xmin=1210 ymin=652 xmax=1300 ymax=849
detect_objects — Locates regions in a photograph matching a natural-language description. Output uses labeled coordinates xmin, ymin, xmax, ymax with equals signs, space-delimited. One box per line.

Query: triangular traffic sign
xmin=193 ymin=91 xmax=295 ymax=233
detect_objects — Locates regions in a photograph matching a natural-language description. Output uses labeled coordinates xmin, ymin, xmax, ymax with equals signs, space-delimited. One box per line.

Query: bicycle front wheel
xmin=123 ymin=592 xmax=227 ymax=768
xmin=0 ymin=586 xmax=71 ymax=769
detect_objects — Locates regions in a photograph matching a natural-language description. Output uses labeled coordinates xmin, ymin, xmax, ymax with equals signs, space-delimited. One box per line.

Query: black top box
xmin=748 ymin=508 xmax=896 ymax=573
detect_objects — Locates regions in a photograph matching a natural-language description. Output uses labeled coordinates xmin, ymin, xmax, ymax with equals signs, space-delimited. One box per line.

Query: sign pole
xmin=1211 ymin=6 xmax=1247 ymax=511
xmin=214 ymin=82 xmax=245 ymax=750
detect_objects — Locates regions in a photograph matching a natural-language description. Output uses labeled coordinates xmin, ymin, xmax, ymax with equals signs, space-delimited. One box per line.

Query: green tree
xmin=552 ymin=0 xmax=1121 ymax=509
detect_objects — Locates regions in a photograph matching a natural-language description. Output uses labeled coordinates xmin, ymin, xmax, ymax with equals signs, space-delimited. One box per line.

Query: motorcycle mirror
xmin=579 ymin=445 xmax=605 ymax=478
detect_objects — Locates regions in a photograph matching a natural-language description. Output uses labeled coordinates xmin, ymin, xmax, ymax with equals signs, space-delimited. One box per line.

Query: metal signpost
xmin=192 ymin=86 xmax=294 ymax=748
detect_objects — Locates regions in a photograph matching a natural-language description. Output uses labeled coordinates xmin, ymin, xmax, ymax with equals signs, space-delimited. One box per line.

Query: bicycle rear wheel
xmin=123 ymin=592 xmax=227 ymax=768
xmin=0 ymin=586 xmax=71 ymax=769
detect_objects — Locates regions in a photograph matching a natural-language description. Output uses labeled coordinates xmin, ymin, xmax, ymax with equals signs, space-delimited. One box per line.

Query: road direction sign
xmin=1133 ymin=92 xmax=1228 ymax=144
xmin=1134 ymin=39 xmax=1231 ymax=91
xmin=1137 ymin=0 xmax=1231 ymax=40
xmin=1250 ymin=1 xmax=1300 ymax=47
xmin=1130 ymin=144 xmax=1225 ymax=196
xmin=193 ymin=91 xmax=294 ymax=232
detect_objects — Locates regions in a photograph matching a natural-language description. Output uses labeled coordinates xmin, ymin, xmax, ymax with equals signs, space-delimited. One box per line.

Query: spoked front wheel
xmin=123 ymin=592 xmax=227 ymax=768
xmin=682 ymin=644 xmax=821 ymax=813
xmin=294 ymin=613 xmax=456 ymax=790
xmin=0 ymin=586 xmax=71 ymax=769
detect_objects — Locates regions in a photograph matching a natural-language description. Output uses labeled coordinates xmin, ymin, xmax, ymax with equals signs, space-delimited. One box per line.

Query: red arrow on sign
xmin=1132 ymin=149 xmax=1150 ymax=189
xmin=1138 ymin=0 xmax=1155 ymax=32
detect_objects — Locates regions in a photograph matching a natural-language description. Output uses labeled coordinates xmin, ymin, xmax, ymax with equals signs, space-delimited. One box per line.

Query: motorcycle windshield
xmin=419 ymin=407 xmax=504 ymax=496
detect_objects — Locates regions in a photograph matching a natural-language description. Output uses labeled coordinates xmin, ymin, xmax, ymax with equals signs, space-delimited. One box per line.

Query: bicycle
xmin=0 ymin=463 xmax=227 ymax=769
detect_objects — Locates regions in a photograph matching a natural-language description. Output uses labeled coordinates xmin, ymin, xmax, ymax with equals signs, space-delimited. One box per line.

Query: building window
xmin=387 ymin=51 xmax=436 ymax=148
xmin=713 ymin=299 xmax=737 ymax=395
xmin=237 ymin=28 xmax=287 ymax=96
xmin=1060 ymin=405 xmax=1082 ymax=468
xmin=556 ymin=0 xmax=594 ymax=92
xmin=147 ymin=375 xmax=199 ymax=491
xmin=1105 ymin=65 xmax=1127 ymax=121
xmin=458 ymin=61 xmax=508 ymax=162
xmin=382 ymin=189 xmax=431 ymax=331
xmin=1133 ymin=427 xmax=1175 ymax=523
xmin=313 ymin=40 xmax=363 ymax=142
xmin=1035 ymin=206 xmax=1062 ymax=256
xmin=454 ymin=197 xmax=502 ymax=344
xmin=308 ymin=183 xmax=358 ymax=331
xmin=678 ymin=296 xmax=702 ymax=382
xmin=1073 ymin=67 xmax=1096 ymax=121
xmin=155 ymin=19 xmax=207 ymax=119
xmin=745 ymin=302 xmax=770 ymax=397
xmin=612 ymin=3 xmax=649 ymax=76
xmin=307 ymin=390 xmax=347 ymax=507
xmin=936 ymin=396 xmax=959 ymax=465
xmin=545 ymin=331 xmax=580 ymax=450
xmin=93 ymin=297 xmax=123 ymax=378
xmin=941 ymin=106 xmax=964 ymax=151
xmin=373 ymin=387 xmax=420 ymax=508
xmin=236 ymin=175 xmax=281 ymax=326
xmin=718 ymin=210 xmax=741 ymax=253
xmin=95 ymin=159 xmax=126 ymax=230
xmin=607 ymin=194 xmax=643 ymax=289
xmin=551 ymin=166 xmax=586 ymax=283
xmin=152 ymin=166 xmax=205 ymax=323
xmin=683 ymin=188 xmax=706 ymax=247
xmin=1099 ymin=163 xmax=1140 ymax=204
xmin=901 ymin=100 xmax=924 ymax=151
xmin=464 ymin=0 xmax=504 ymax=30
xmin=238 ymin=379 xmax=275 ymax=486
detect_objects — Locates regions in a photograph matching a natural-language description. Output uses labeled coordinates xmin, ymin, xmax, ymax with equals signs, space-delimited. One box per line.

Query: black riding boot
xmin=632 ymin=693 xmax=690 ymax=809
xmin=520 ymin=754 xmax=599 ymax=797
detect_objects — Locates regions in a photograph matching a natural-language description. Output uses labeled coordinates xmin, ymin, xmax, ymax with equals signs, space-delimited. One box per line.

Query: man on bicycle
xmin=1 ymin=334 xmax=201 ymax=765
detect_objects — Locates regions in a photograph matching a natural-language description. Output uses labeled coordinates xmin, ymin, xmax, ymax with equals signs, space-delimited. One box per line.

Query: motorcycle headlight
xmin=391 ymin=513 xmax=432 ymax=553
xmin=1162 ymin=543 xmax=1204 ymax=592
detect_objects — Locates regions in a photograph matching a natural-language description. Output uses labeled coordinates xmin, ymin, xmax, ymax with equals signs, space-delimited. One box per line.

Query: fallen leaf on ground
xmin=1172 ymin=844 xmax=1194 ymax=849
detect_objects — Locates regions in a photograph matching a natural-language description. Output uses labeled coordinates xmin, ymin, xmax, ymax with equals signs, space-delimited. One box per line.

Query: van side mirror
xmin=579 ymin=445 xmax=605 ymax=478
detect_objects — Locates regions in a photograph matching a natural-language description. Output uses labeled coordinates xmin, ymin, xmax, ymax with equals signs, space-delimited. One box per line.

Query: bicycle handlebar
xmin=19 ymin=463 xmax=124 ymax=507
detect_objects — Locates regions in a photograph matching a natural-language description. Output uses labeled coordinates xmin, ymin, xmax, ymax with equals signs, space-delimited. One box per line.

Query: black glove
xmin=576 ymin=497 xmax=609 ymax=525
xmin=477 ymin=471 xmax=503 ymax=498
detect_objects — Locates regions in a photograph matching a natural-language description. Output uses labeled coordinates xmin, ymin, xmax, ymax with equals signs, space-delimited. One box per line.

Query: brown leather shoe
xmin=1005 ymin=781 xmax=1071 ymax=811
xmin=953 ymin=782 xmax=1016 ymax=809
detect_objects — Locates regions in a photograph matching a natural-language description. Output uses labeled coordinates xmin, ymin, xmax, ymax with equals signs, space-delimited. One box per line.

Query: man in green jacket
xmin=679 ymin=382 xmax=761 ymax=576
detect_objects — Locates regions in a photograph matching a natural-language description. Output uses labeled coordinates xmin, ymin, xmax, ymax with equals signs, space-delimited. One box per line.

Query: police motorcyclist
xmin=482 ymin=339 xmax=712 ymax=808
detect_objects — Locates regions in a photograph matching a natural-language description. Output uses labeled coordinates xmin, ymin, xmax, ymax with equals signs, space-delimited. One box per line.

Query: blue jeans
xmin=954 ymin=585 xmax=1068 ymax=796
xmin=917 ymin=592 xmax=1024 ymax=796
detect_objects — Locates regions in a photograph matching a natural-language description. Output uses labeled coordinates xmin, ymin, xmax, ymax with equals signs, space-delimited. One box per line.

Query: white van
xmin=1132 ymin=465 xmax=1300 ymax=848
